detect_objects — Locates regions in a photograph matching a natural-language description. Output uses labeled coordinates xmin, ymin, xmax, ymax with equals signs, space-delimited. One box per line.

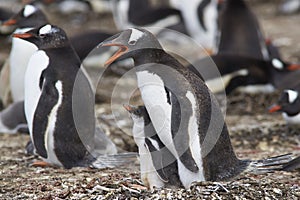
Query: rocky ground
xmin=0 ymin=1 xmax=300 ymax=199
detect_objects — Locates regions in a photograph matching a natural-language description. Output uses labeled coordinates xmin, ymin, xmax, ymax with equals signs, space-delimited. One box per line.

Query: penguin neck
xmin=130 ymin=48 xmax=181 ymax=69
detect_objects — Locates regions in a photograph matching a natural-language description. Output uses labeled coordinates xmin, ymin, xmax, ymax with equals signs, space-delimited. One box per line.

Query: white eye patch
xmin=24 ymin=5 xmax=37 ymax=17
xmin=39 ymin=24 xmax=53 ymax=35
xmin=272 ymin=58 xmax=284 ymax=70
xmin=285 ymin=90 xmax=298 ymax=103
xmin=128 ymin=28 xmax=144 ymax=45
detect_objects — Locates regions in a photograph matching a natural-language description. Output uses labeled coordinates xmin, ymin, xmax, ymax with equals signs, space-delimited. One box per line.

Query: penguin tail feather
xmin=247 ymin=153 xmax=293 ymax=173
xmin=89 ymin=152 xmax=138 ymax=169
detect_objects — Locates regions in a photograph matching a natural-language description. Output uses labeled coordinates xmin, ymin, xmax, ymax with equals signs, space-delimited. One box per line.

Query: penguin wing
xmin=32 ymin=79 xmax=60 ymax=158
xmin=144 ymin=137 xmax=169 ymax=182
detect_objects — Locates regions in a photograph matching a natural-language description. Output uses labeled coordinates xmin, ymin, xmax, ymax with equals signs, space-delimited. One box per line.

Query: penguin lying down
xmin=13 ymin=24 xmax=137 ymax=169
xmin=98 ymin=28 xmax=293 ymax=189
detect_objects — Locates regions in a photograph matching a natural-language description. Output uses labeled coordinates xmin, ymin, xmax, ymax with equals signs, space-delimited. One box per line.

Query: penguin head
xmin=3 ymin=4 xmax=48 ymax=29
xmin=269 ymin=89 xmax=300 ymax=116
xmin=271 ymin=58 xmax=300 ymax=72
xmin=123 ymin=104 xmax=145 ymax=119
xmin=99 ymin=28 xmax=162 ymax=66
xmin=12 ymin=24 xmax=69 ymax=49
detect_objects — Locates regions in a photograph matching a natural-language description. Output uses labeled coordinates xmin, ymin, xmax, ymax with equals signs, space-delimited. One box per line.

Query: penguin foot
xmin=31 ymin=161 xmax=52 ymax=168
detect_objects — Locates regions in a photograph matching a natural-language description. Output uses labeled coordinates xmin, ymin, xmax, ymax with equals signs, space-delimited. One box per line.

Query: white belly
xmin=10 ymin=37 xmax=37 ymax=102
xmin=283 ymin=113 xmax=300 ymax=125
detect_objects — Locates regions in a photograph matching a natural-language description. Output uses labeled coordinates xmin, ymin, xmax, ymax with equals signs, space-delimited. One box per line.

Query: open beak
xmin=103 ymin=44 xmax=128 ymax=66
xmin=287 ymin=64 xmax=300 ymax=71
xmin=98 ymin=33 xmax=129 ymax=66
xmin=12 ymin=32 xmax=33 ymax=39
xmin=123 ymin=104 xmax=134 ymax=113
xmin=3 ymin=19 xmax=17 ymax=26
xmin=269 ymin=104 xmax=282 ymax=113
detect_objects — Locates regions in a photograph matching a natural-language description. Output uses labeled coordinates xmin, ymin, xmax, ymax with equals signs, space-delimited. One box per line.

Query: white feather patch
xmin=272 ymin=58 xmax=284 ymax=70
xmin=10 ymin=32 xmax=37 ymax=102
xmin=130 ymin=112 xmax=164 ymax=189
xmin=286 ymin=90 xmax=298 ymax=103
xmin=283 ymin=113 xmax=300 ymax=125
xmin=136 ymin=71 xmax=177 ymax=157
xmin=176 ymin=91 xmax=204 ymax=188
xmin=24 ymin=5 xmax=37 ymax=17
xmin=44 ymin=81 xmax=63 ymax=166
xmin=129 ymin=28 xmax=144 ymax=44
xmin=25 ymin=50 xmax=49 ymax=139
xmin=39 ymin=24 xmax=53 ymax=35
xmin=205 ymin=69 xmax=249 ymax=93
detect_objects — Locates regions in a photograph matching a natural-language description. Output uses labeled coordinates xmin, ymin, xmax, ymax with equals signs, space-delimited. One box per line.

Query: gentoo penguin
xmin=124 ymin=104 xmax=182 ymax=189
xmin=170 ymin=0 xmax=220 ymax=52
xmin=13 ymin=24 xmax=120 ymax=168
xmin=217 ymin=0 xmax=269 ymax=60
xmin=99 ymin=28 xmax=291 ymax=188
xmin=3 ymin=3 xmax=48 ymax=102
xmin=111 ymin=0 xmax=185 ymax=33
xmin=281 ymin=156 xmax=300 ymax=171
xmin=188 ymin=54 xmax=300 ymax=94
xmin=269 ymin=85 xmax=300 ymax=125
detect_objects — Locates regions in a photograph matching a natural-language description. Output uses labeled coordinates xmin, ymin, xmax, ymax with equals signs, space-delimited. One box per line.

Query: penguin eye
xmin=128 ymin=40 xmax=137 ymax=45
xmin=39 ymin=34 xmax=46 ymax=38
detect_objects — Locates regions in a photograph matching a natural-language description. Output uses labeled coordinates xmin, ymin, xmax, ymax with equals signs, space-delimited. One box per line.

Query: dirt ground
xmin=0 ymin=1 xmax=300 ymax=199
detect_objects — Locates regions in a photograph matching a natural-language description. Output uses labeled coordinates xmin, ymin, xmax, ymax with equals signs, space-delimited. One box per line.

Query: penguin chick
xmin=12 ymin=24 xmax=123 ymax=169
xmin=124 ymin=104 xmax=182 ymax=189
xmin=99 ymin=28 xmax=292 ymax=188
xmin=269 ymin=85 xmax=300 ymax=125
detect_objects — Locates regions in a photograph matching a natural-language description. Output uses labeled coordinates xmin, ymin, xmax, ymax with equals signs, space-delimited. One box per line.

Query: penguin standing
xmin=99 ymin=28 xmax=291 ymax=188
xmin=217 ymin=0 xmax=269 ymax=60
xmin=170 ymin=0 xmax=220 ymax=52
xmin=13 ymin=24 xmax=119 ymax=168
xmin=3 ymin=4 xmax=48 ymax=102
xmin=0 ymin=3 xmax=112 ymax=134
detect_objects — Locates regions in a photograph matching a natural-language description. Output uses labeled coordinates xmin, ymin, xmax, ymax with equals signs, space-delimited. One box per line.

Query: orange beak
xmin=3 ymin=19 xmax=17 ymax=26
xmin=12 ymin=33 xmax=33 ymax=39
xmin=101 ymin=44 xmax=128 ymax=66
xmin=269 ymin=105 xmax=282 ymax=113
xmin=123 ymin=104 xmax=133 ymax=112
xmin=287 ymin=64 xmax=300 ymax=71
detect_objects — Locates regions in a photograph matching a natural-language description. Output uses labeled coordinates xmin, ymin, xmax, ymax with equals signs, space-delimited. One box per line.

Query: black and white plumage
xmin=13 ymin=24 xmax=121 ymax=168
xmin=4 ymin=3 xmax=48 ymax=102
xmin=124 ymin=105 xmax=181 ymax=189
xmin=111 ymin=0 xmax=183 ymax=31
xmin=0 ymin=3 xmax=112 ymax=134
xmin=99 ymin=28 xmax=291 ymax=188
xmin=217 ymin=0 xmax=270 ymax=60
xmin=188 ymin=54 xmax=300 ymax=94
xmin=170 ymin=0 xmax=220 ymax=52
xmin=269 ymin=84 xmax=300 ymax=125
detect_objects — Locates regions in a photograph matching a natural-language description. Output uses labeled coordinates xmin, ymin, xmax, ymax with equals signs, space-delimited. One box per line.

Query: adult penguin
xmin=217 ymin=0 xmax=269 ymax=60
xmin=13 ymin=24 xmax=124 ymax=169
xmin=99 ymin=28 xmax=291 ymax=188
